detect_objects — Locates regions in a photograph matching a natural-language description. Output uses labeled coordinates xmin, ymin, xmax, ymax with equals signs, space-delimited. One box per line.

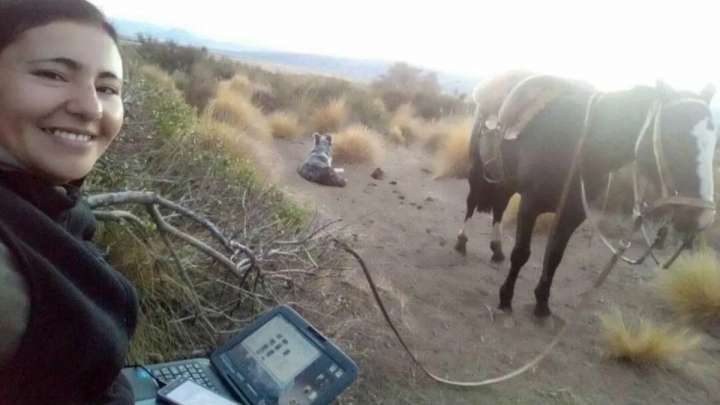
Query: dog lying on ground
xmin=297 ymin=132 xmax=347 ymax=187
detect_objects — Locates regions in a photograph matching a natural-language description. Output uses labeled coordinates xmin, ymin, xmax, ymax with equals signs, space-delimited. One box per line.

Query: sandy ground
xmin=272 ymin=135 xmax=720 ymax=405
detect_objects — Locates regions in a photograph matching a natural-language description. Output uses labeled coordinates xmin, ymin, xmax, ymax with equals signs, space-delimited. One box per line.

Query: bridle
xmin=579 ymin=93 xmax=716 ymax=269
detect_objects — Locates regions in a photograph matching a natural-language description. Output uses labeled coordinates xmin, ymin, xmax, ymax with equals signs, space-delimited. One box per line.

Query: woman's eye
xmin=97 ymin=86 xmax=119 ymax=95
xmin=33 ymin=70 xmax=65 ymax=81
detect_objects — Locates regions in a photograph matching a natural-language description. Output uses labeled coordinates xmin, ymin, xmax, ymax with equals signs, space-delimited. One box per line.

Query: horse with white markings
xmin=455 ymin=72 xmax=717 ymax=320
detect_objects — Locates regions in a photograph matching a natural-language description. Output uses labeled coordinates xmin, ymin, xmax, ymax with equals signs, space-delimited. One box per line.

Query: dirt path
xmin=273 ymin=136 xmax=720 ymax=405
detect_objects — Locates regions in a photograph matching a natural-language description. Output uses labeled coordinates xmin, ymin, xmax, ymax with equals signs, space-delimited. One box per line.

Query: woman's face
xmin=0 ymin=21 xmax=123 ymax=185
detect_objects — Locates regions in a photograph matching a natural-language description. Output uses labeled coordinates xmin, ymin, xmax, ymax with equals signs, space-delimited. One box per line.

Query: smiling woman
xmin=0 ymin=1 xmax=138 ymax=405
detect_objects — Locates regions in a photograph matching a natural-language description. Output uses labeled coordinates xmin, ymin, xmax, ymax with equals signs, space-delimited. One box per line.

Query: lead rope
xmin=333 ymin=92 xmax=646 ymax=386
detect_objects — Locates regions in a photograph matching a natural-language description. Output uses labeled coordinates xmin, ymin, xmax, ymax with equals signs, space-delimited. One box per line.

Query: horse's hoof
xmin=491 ymin=252 xmax=505 ymax=263
xmin=494 ymin=308 xmax=515 ymax=328
xmin=490 ymin=241 xmax=505 ymax=263
xmin=525 ymin=303 xmax=564 ymax=332
xmin=533 ymin=315 xmax=564 ymax=332
xmin=455 ymin=235 xmax=468 ymax=255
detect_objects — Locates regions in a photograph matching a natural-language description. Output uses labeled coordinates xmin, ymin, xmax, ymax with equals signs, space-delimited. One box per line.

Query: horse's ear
xmin=699 ymin=83 xmax=716 ymax=104
xmin=313 ymin=132 xmax=321 ymax=144
xmin=655 ymin=78 xmax=675 ymax=98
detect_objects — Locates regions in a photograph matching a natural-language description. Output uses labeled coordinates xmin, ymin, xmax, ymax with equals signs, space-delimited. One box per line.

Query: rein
xmin=335 ymin=89 xmax=716 ymax=388
xmin=579 ymin=96 xmax=715 ymax=269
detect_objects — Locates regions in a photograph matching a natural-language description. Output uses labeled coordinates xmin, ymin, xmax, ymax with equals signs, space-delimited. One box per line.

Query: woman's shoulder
xmin=0 ymin=240 xmax=29 ymax=368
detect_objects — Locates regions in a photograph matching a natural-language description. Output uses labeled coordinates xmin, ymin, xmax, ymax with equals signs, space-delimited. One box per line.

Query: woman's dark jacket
xmin=0 ymin=169 xmax=139 ymax=405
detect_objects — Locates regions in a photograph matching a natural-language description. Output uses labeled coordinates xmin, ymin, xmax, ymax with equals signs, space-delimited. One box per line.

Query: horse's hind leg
xmin=456 ymin=171 xmax=484 ymax=255
xmin=455 ymin=193 xmax=475 ymax=255
xmin=498 ymin=194 xmax=539 ymax=312
xmin=533 ymin=207 xmax=585 ymax=319
xmin=490 ymin=189 xmax=515 ymax=263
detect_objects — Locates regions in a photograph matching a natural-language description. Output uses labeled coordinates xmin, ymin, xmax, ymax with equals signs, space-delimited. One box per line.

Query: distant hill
xmin=214 ymin=49 xmax=479 ymax=95
xmin=110 ymin=18 xmax=481 ymax=95
xmin=110 ymin=18 xmax=270 ymax=53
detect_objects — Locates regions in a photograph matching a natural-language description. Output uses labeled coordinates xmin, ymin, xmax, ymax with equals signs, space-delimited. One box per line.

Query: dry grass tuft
xmin=196 ymin=114 xmax=282 ymax=183
xmin=206 ymin=89 xmax=272 ymax=142
xmin=430 ymin=117 xmax=473 ymax=179
xmin=502 ymin=194 xmax=556 ymax=233
xmin=387 ymin=126 xmax=405 ymax=146
xmin=311 ymin=98 xmax=349 ymax=133
xmin=332 ymin=124 xmax=384 ymax=165
xmin=268 ymin=111 xmax=301 ymax=139
xmin=597 ymin=308 xmax=702 ymax=364
xmin=222 ymin=74 xmax=255 ymax=98
xmin=138 ymin=64 xmax=177 ymax=91
xmin=389 ymin=103 xmax=424 ymax=145
xmin=421 ymin=116 xmax=472 ymax=154
xmin=650 ymin=248 xmax=720 ymax=324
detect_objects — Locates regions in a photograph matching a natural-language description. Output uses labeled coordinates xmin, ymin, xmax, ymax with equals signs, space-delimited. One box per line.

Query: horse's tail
xmin=466 ymin=104 xmax=495 ymax=215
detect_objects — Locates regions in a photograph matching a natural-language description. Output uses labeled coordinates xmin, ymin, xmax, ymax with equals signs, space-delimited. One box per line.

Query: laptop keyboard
xmin=149 ymin=362 xmax=217 ymax=391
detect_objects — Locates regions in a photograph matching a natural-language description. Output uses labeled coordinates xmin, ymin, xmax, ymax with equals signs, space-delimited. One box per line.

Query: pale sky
xmin=91 ymin=0 xmax=719 ymax=104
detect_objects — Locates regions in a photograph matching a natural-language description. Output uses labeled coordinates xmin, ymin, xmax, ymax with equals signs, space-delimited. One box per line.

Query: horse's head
xmin=634 ymin=80 xmax=717 ymax=234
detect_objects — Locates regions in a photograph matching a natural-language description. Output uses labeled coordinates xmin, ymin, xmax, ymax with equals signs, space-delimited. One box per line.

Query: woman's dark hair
xmin=0 ymin=0 xmax=119 ymax=54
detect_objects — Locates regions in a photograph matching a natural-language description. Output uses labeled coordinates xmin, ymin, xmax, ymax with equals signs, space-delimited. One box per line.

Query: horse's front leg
xmin=498 ymin=194 xmax=539 ymax=312
xmin=533 ymin=207 xmax=585 ymax=319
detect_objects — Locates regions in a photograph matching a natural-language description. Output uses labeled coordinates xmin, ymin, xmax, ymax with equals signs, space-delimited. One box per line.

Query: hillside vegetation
xmin=83 ymin=37 xmax=720 ymax=405
xmin=87 ymin=37 xmax=480 ymax=365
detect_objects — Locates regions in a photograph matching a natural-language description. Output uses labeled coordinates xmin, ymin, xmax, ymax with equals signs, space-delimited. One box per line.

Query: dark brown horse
xmin=456 ymin=73 xmax=717 ymax=320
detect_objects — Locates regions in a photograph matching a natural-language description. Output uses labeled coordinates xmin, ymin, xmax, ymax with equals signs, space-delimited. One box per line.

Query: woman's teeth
xmin=44 ymin=129 xmax=92 ymax=142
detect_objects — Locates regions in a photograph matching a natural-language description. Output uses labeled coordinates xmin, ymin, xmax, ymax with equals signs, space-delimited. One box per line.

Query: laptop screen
xmin=235 ymin=314 xmax=321 ymax=385
xmin=225 ymin=314 xmax=338 ymax=403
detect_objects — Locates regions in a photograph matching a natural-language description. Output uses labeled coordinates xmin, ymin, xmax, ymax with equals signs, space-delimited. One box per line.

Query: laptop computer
xmin=122 ymin=304 xmax=358 ymax=405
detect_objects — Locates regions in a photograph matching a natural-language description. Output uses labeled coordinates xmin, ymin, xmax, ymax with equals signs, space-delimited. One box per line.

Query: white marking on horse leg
xmin=491 ymin=222 xmax=502 ymax=243
xmin=691 ymin=117 xmax=717 ymax=229
xmin=458 ymin=221 xmax=467 ymax=237
xmin=692 ymin=117 xmax=717 ymax=202
xmin=459 ymin=217 xmax=475 ymax=237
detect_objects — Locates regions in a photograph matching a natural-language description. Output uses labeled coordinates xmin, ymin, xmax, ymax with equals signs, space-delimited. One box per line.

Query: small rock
xmin=410 ymin=202 xmax=416 ymax=206
xmin=371 ymin=167 xmax=384 ymax=180
xmin=390 ymin=180 xmax=397 ymax=185
xmin=417 ymin=205 xmax=423 ymax=210
xmin=425 ymin=196 xmax=436 ymax=202
xmin=392 ymin=189 xmax=400 ymax=194
xmin=398 ymin=195 xmax=405 ymax=200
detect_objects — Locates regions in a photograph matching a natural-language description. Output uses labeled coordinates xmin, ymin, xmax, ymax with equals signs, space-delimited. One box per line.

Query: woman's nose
xmin=64 ymin=84 xmax=102 ymax=121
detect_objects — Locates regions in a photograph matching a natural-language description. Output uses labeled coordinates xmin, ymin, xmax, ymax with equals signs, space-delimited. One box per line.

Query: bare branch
xmin=87 ymin=191 xmax=249 ymax=257
xmin=145 ymin=203 xmax=244 ymax=278
xmin=93 ymin=209 xmax=146 ymax=230
xmin=86 ymin=191 xmax=256 ymax=271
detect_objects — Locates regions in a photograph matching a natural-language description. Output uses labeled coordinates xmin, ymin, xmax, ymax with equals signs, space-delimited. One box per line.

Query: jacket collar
xmin=0 ymin=145 xmax=86 ymax=218
xmin=0 ymin=145 xmax=27 ymax=171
